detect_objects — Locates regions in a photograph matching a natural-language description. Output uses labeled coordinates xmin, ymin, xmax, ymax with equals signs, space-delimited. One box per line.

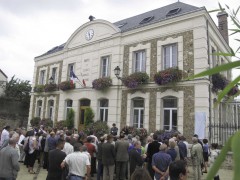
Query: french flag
xmin=70 ymin=70 xmax=78 ymax=87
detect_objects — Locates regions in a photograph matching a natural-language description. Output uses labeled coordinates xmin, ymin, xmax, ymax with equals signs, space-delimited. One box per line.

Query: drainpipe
xmin=206 ymin=19 xmax=212 ymax=141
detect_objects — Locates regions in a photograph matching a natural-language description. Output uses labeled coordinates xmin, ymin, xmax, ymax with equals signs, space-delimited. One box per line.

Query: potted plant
xmin=154 ymin=67 xmax=183 ymax=85
xmin=92 ymin=77 xmax=112 ymax=91
xmin=44 ymin=83 xmax=58 ymax=92
xmin=122 ymin=72 xmax=149 ymax=89
xmin=59 ymin=81 xmax=75 ymax=91
xmin=33 ymin=85 xmax=45 ymax=93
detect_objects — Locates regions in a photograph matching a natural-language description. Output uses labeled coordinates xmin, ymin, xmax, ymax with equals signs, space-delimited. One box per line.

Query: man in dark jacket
xmin=129 ymin=141 xmax=144 ymax=176
xmin=147 ymin=133 xmax=160 ymax=179
xmin=46 ymin=138 xmax=66 ymax=180
xmin=97 ymin=137 xmax=105 ymax=180
xmin=102 ymin=134 xmax=115 ymax=180
xmin=177 ymin=134 xmax=187 ymax=161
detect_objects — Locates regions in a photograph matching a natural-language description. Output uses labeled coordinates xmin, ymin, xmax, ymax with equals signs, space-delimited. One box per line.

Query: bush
xmin=33 ymin=85 xmax=45 ymax=93
xmin=40 ymin=118 xmax=53 ymax=128
xmin=59 ymin=81 xmax=75 ymax=91
xmin=55 ymin=120 xmax=67 ymax=130
xmin=92 ymin=77 xmax=112 ymax=91
xmin=84 ymin=120 xmax=109 ymax=138
xmin=66 ymin=108 xmax=74 ymax=129
xmin=120 ymin=126 xmax=148 ymax=140
xmin=154 ymin=67 xmax=183 ymax=85
xmin=123 ymin=72 xmax=149 ymax=88
xmin=85 ymin=107 xmax=94 ymax=127
xmin=30 ymin=117 xmax=41 ymax=127
xmin=44 ymin=83 xmax=58 ymax=92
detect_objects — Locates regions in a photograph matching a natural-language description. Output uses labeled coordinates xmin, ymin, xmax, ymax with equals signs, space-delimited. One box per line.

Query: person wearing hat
xmin=110 ymin=123 xmax=118 ymax=136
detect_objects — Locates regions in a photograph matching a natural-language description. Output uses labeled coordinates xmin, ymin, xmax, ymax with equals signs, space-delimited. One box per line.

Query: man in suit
xmin=0 ymin=138 xmax=20 ymax=180
xmin=102 ymin=134 xmax=115 ymax=180
xmin=129 ymin=141 xmax=145 ymax=176
xmin=115 ymin=133 xmax=129 ymax=180
xmin=191 ymin=137 xmax=203 ymax=180
xmin=147 ymin=133 xmax=160 ymax=179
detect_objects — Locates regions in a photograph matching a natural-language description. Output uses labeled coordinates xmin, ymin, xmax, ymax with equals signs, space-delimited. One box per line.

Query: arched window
xmin=36 ymin=100 xmax=42 ymax=117
xmin=99 ymin=99 xmax=108 ymax=122
xmin=66 ymin=99 xmax=73 ymax=119
xmin=132 ymin=98 xmax=144 ymax=128
xmin=48 ymin=100 xmax=54 ymax=120
xmin=163 ymin=96 xmax=177 ymax=130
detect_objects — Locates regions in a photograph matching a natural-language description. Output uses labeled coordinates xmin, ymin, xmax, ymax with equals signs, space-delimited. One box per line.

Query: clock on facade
xmin=85 ymin=29 xmax=94 ymax=41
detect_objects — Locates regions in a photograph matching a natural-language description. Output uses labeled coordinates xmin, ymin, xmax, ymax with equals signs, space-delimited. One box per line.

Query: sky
xmin=0 ymin=0 xmax=239 ymax=82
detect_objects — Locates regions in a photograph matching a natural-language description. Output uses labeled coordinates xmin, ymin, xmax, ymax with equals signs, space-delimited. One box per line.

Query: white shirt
xmin=0 ymin=129 xmax=9 ymax=146
xmin=64 ymin=152 xmax=90 ymax=177
xmin=18 ymin=134 xmax=25 ymax=147
xmin=62 ymin=142 xmax=74 ymax=155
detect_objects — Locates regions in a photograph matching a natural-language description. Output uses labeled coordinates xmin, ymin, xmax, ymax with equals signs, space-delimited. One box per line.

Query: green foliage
xmin=40 ymin=118 xmax=53 ymax=128
xmin=55 ymin=120 xmax=67 ymax=130
xmin=122 ymin=72 xmax=149 ymax=88
xmin=30 ymin=117 xmax=41 ymax=127
xmin=84 ymin=120 xmax=109 ymax=138
xmin=66 ymin=108 xmax=74 ymax=129
xmin=34 ymin=85 xmax=45 ymax=93
xmin=44 ymin=83 xmax=58 ymax=92
xmin=59 ymin=81 xmax=75 ymax=91
xmin=4 ymin=76 xmax=31 ymax=107
xmin=92 ymin=77 xmax=112 ymax=90
xmin=85 ymin=107 xmax=94 ymax=127
xmin=154 ymin=67 xmax=183 ymax=85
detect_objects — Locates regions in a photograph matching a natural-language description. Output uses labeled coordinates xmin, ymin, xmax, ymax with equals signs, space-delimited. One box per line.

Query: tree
xmin=4 ymin=75 xmax=31 ymax=107
xmin=66 ymin=108 xmax=74 ymax=129
xmin=84 ymin=107 xmax=94 ymax=127
xmin=190 ymin=4 xmax=240 ymax=180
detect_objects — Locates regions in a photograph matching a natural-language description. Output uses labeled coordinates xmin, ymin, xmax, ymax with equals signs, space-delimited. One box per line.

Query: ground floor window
xmin=36 ymin=100 xmax=42 ymax=117
xmin=66 ymin=99 xmax=73 ymax=119
xmin=99 ymin=99 xmax=108 ymax=122
xmin=48 ymin=100 xmax=54 ymax=120
xmin=163 ymin=97 xmax=177 ymax=130
xmin=132 ymin=98 xmax=144 ymax=128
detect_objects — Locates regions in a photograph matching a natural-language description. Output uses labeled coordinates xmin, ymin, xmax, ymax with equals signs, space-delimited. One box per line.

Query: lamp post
xmin=114 ymin=66 xmax=122 ymax=80
xmin=49 ymin=76 xmax=54 ymax=84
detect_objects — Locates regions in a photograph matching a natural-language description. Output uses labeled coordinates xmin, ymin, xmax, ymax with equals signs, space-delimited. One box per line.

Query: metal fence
xmin=209 ymin=122 xmax=240 ymax=146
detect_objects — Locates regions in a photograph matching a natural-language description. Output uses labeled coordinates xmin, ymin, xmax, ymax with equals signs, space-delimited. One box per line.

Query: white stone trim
xmin=157 ymin=36 xmax=183 ymax=71
xmin=156 ymin=90 xmax=184 ymax=133
xmin=35 ymin=96 xmax=45 ymax=119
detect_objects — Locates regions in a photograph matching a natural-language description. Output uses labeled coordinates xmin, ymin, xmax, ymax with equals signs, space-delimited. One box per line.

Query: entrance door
xmin=79 ymin=99 xmax=91 ymax=131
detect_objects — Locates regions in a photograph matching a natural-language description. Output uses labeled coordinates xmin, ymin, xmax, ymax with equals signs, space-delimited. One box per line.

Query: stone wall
xmin=0 ymin=97 xmax=29 ymax=129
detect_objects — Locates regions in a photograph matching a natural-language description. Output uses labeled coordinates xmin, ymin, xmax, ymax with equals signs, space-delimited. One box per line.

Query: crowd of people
xmin=0 ymin=123 xmax=220 ymax=180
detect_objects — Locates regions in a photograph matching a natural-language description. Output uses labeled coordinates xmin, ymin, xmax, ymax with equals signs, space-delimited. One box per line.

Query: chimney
xmin=217 ymin=11 xmax=229 ymax=44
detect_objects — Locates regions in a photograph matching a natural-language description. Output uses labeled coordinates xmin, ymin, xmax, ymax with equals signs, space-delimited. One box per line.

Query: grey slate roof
xmin=36 ymin=2 xmax=203 ymax=58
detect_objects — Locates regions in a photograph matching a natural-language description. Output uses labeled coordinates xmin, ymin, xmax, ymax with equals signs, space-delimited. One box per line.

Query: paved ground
xmin=17 ymin=163 xmax=233 ymax=180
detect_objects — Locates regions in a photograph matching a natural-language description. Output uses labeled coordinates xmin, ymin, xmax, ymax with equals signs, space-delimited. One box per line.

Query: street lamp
xmin=49 ymin=76 xmax=54 ymax=84
xmin=114 ymin=66 xmax=122 ymax=80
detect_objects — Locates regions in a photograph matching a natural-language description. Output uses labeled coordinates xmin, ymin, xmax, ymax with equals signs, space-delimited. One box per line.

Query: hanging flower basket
xmin=92 ymin=77 xmax=112 ymax=90
xmin=228 ymin=85 xmax=239 ymax=96
xmin=122 ymin=72 xmax=149 ymax=89
xmin=154 ymin=67 xmax=183 ymax=85
xmin=59 ymin=81 xmax=75 ymax=91
xmin=211 ymin=73 xmax=228 ymax=92
xmin=44 ymin=83 xmax=58 ymax=92
xmin=33 ymin=85 xmax=45 ymax=93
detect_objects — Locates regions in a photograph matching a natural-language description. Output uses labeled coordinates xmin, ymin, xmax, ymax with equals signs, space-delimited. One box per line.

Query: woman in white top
xmin=209 ymin=143 xmax=220 ymax=180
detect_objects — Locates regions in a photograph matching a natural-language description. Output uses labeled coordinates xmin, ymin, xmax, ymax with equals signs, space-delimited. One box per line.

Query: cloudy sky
xmin=0 ymin=0 xmax=239 ymax=82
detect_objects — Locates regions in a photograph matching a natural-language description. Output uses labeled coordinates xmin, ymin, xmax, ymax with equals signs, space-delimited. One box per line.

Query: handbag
xmin=24 ymin=137 xmax=30 ymax=153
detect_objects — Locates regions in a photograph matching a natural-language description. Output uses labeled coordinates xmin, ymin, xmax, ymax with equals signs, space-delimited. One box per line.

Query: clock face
xmin=85 ymin=29 xmax=94 ymax=41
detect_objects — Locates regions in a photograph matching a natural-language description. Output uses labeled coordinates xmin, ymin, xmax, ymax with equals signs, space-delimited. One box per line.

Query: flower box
xmin=59 ymin=81 xmax=75 ymax=91
xmin=211 ymin=73 xmax=229 ymax=92
xmin=122 ymin=72 xmax=149 ymax=89
xmin=92 ymin=77 xmax=112 ymax=90
xmin=33 ymin=85 xmax=45 ymax=93
xmin=44 ymin=83 xmax=58 ymax=92
xmin=154 ymin=67 xmax=182 ymax=85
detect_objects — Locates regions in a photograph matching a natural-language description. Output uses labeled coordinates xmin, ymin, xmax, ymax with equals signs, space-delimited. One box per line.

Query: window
xmin=36 ymin=100 xmax=42 ymax=117
xmin=51 ymin=67 xmax=57 ymax=83
xmin=163 ymin=97 xmax=177 ymax=131
xmin=212 ymin=47 xmax=217 ymax=67
xmin=66 ymin=100 xmax=73 ymax=119
xmin=48 ymin=100 xmax=54 ymax=120
xmin=132 ymin=98 xmax=144 ymax=128
xmin=166 ymin=8 xmax=181 ymax=17
xmin=39 ymin=70 xmax=45 ymax=85
xmin=133 ymin=50 xmax=146 ymax=72
xmin=99 ymin=99 xmax=108 ymax=122
xmin=139 ymin=16 xmax=154 ymax=24
xmin=101 ymin=56 xmax=110 ymax=77
xmin=163 ymin=44 xmax=177 ymax=69
xmin=68 ymin=64 xmax=74 ymax=80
